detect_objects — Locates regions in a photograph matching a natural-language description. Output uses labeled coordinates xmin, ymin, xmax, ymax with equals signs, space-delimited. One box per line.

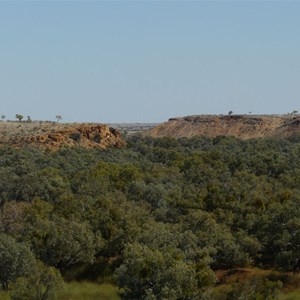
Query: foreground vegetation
xmin=57 ymin=282 xmax=120 ymax=300
xmin=0 ymin=134 xmax=300 ymax=299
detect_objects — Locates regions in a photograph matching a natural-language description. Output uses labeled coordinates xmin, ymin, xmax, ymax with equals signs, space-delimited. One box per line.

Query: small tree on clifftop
xmin=55 ymin=115 xmax=62 ymax=123
xmin=15 ymin=114 xmax=24 ymax=122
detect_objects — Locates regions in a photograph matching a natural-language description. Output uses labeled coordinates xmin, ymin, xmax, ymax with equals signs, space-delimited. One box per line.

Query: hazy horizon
xmin=1 ymin=1 xmax=300 ymax=123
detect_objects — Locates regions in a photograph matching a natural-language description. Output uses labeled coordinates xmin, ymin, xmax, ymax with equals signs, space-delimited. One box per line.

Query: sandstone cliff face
xmin=145 ymin=115 xmax=300 ymax=139
xmin=0 ymin=122 xmax=125 ymax=150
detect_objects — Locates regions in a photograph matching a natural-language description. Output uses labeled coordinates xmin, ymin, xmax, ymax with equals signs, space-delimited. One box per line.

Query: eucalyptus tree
xmin=15 ymin=114 xmax=24 ymax=122
xmin=0 ymin=233 xmax=35 ymax=290
xmin=55 ymin=115 xmax=62 ymax=123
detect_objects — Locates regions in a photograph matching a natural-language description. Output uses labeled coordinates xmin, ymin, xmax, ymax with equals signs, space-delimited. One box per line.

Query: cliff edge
xmin=145 ymin=115 xmax=300 ymax=139
xmin=0 ymin=122 xmax=125 ymax=150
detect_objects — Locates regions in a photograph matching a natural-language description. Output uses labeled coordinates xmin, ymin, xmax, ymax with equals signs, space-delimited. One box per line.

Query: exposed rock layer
xmin=145 ymin=115 xmax=300 ymax=139
xmin=0 ymin=122 xmax=125 ymax=150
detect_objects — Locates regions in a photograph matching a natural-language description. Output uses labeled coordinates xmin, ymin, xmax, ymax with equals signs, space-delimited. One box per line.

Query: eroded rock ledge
xmin=145 ymin=115 xmax=300 ymax=139
xmin=0 ymin=122 xmax=125 ymax=150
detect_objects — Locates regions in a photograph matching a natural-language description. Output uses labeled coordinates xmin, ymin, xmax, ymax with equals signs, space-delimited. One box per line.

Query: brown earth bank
xmin=0 ymin=121 xmax=125 ymax=150
xmin=145 ymin=114 xmax=300 ymax=139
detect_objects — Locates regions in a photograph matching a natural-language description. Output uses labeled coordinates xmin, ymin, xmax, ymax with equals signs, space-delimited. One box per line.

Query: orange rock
xmin=0 ymin=123 xmax=125 ymax=151
xmin=145 ymin=115 xmax=300 ymax=139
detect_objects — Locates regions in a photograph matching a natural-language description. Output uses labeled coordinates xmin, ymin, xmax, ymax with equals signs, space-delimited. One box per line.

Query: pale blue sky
xmin=1 ymin=1 xmax=300 ymax=123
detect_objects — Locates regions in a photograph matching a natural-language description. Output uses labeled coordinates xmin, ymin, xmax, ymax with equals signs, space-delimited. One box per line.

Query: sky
xmin=0 ymin=1 xmax=300 ymax=123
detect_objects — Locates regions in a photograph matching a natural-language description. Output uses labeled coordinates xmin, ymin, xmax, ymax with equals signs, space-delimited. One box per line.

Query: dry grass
xmin=214 ymin=268 xmax=300 ymax=300
xmin=0 ymin=282 xmax=121 ymax=300
xmin=282 ymin=288 xmax=300 ymax=300
xmin=57 ymin=282 xmax=121 ymax=300
xmin=0 ymin=290 xmax=10 ymax=300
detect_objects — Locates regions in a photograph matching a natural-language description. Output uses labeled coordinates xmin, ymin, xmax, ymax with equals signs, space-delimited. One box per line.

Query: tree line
xmin=0 ymin=115 xmax=63 ymax=122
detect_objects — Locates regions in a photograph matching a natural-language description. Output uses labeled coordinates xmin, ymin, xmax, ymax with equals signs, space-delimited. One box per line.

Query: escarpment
xmin=145 ymin=115 xmax=300 ymax=139
xmin=0 ymin=122 xmax=125 ymax=150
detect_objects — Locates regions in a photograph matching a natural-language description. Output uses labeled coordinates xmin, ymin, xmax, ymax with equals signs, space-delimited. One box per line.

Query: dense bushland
xmin=0 ymin=135 xmax=300 ymax=299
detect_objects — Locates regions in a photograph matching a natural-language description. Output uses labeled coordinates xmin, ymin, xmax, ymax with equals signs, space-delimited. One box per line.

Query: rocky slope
xmin=145 ymin=115 xmax=300 ymax=139
xmin=0 ymin=122 xmax=125 ymax=150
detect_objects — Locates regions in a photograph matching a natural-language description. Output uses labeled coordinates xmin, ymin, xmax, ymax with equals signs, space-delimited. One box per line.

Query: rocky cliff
xmin=0 ymin=122 xmax=125 ymax=150
xmin=145 ymin=115 xmax=300 ymax=139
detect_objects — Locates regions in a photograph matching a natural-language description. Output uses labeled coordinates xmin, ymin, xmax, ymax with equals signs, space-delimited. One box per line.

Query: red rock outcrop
xmin=0 ymin=122 xmax=125 ymax=150
xmin=145 ymin=115 xmax=300 ymax=139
